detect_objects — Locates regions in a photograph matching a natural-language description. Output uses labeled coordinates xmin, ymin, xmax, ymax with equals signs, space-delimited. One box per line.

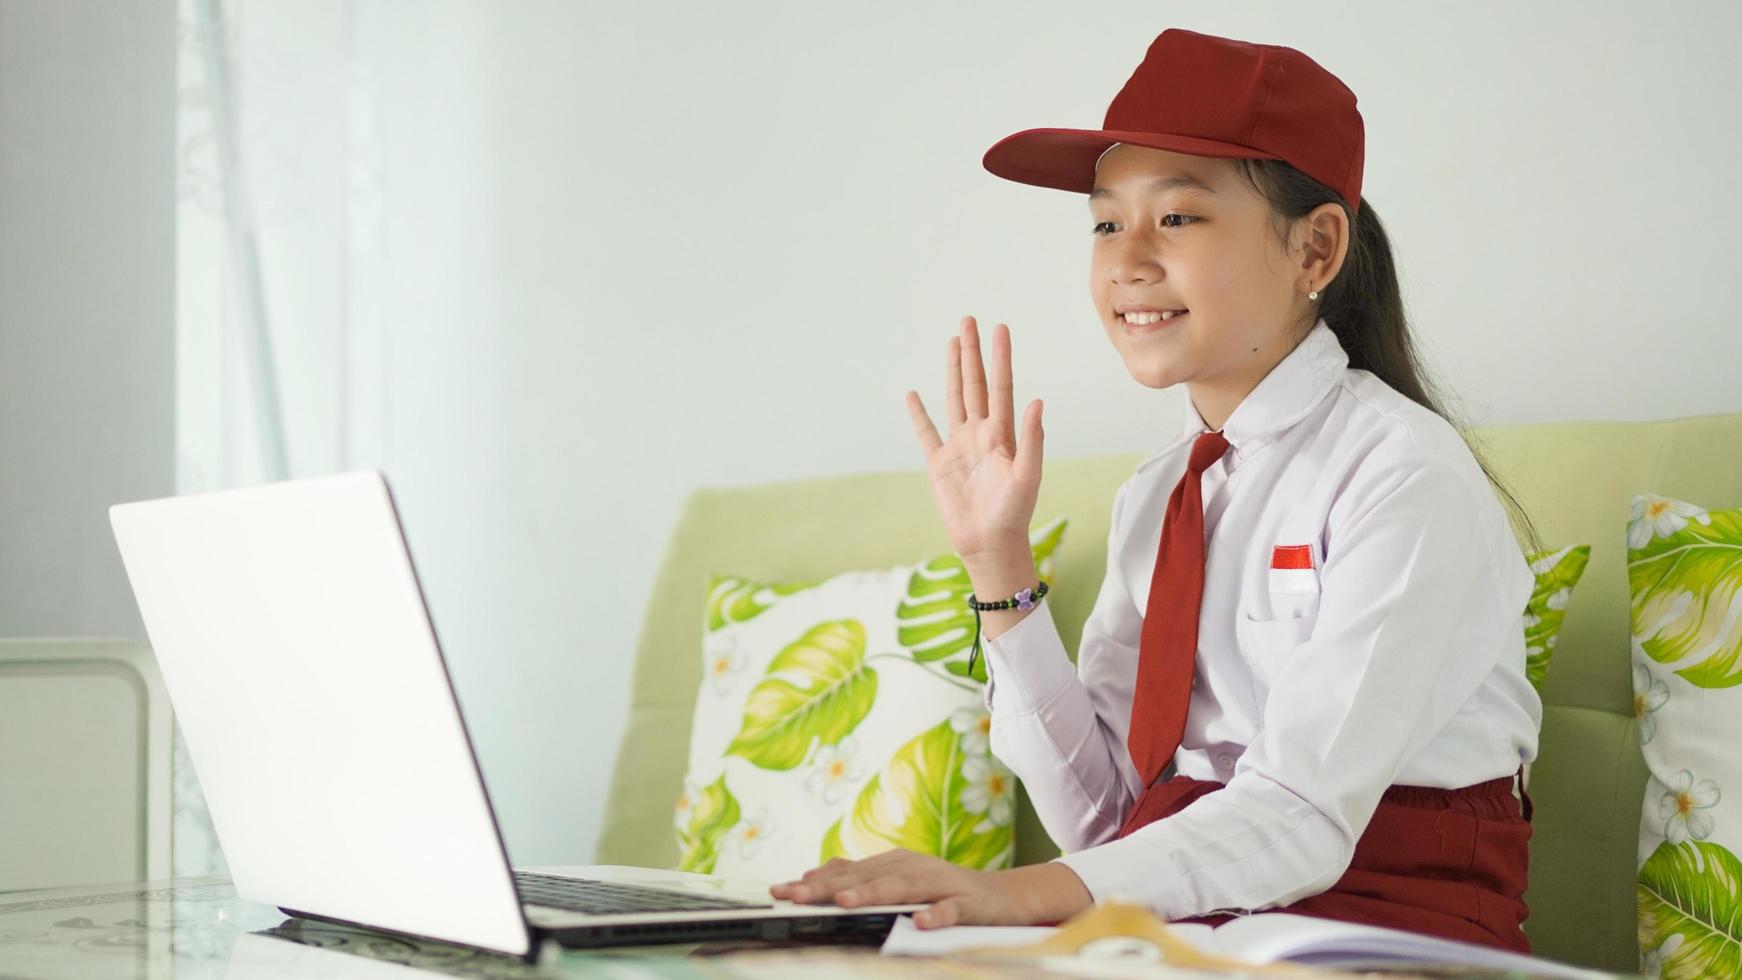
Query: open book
xmin=1161 ymin=912 xmax=1608 ymax=977
xmin=884 ymin=903 xmax=1610 ymax=978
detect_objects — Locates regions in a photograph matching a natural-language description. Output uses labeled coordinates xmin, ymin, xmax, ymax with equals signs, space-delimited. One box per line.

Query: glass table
xmin=0 ymin=875 xmax=968 ymax=979
xmin=0 ymin=875 xmax=1623 ymax=979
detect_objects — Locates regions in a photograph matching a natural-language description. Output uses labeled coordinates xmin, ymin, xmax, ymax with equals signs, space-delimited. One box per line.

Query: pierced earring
xmin=1308 ymin=290 xmax=1319 ymax=301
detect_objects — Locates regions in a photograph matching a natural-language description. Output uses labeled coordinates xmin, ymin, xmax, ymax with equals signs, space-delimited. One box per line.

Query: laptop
xmin=109 ymin=470 xmax=924 ymax=960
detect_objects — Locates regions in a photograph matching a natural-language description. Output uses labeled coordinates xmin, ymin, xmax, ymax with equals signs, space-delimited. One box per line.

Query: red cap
xmin=982 ymin=28 xmax=1364 ymax=214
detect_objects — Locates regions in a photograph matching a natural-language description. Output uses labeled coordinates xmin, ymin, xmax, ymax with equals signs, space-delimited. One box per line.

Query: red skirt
xmin=1116 ymin=770 xmax=1533 ymax=953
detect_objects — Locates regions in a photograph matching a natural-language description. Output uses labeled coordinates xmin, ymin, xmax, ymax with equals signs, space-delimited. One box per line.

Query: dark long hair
xmin=1232 ymin=158 xmax=1545 ymax=557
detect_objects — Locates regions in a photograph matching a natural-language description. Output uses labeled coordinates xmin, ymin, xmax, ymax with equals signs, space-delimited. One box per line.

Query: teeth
xmin=1121 ymin=310 xmax=1185 ymax=325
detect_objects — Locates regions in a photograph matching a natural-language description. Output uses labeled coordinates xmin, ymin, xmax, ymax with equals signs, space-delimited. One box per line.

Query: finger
xmin=961 ymin=317 xmax=989 ymax=420
xmin=771 ymin=877 xmax=829 ymax=901
xmin=775 ymin=863 xmax=862 ymax=902
xmin=945 ymin=334 xmax=966 ymax=432
xmin=781 ymin=849 xmax=918 ymax=903
xmin=847 ymin=848 xmax=918 ymax=876
xmin=988 ymin=323 xmax=1014 ymax=445
xmin=780 ymin=874 xmax=854 ymax=904
xmin=773 ymin=858 xmax=840 ymax=898
xmin=836 ymin=870 xmax=923 ymax=907
xmin=800 ymin=857 xmax=852 ymax=880
xmin=915 ymin=896 xmax=972 ymax=929
xmin=1014 ymin=398 xmax=1044 ymax=487
xmin=790 ymin=859 xmax=843 ymax=891
xmin=907 ymin=391 xmax=943 ymax=457
xmin=798 ymin=849 xmax=903 ymax=891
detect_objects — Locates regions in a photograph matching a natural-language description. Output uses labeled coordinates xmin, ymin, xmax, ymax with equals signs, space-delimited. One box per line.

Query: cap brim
xmin=982 ymin=128 xmax=1280 ymax=193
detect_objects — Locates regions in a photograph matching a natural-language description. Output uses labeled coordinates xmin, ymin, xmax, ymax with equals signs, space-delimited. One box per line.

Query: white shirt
xmin=981 ymin=317 xmax=1541 ymax=918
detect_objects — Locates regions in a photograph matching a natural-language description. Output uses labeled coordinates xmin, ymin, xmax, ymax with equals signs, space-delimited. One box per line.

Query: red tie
xmin=1127 ymin=428 xmax=1231 ymax=789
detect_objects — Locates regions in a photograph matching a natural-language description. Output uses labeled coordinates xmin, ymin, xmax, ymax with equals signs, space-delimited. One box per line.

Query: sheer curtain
xmin=174 ymin=0 xmax=387 ymax=877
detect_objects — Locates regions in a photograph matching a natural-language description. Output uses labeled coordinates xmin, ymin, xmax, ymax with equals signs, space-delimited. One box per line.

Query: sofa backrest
xmin=595 ymin=411 xmax=1742 ymax=973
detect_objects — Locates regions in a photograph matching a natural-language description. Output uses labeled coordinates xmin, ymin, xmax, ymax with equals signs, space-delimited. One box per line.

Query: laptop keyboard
xmin=512 ymin=870 xmax=775 ymax=915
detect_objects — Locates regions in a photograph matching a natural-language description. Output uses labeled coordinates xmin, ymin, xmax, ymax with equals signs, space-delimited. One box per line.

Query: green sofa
xmin=596 ymin=410 xmax=1742 ymax=973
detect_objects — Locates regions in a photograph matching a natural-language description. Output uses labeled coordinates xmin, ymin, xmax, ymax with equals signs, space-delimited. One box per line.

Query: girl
xmin=770 ymin=27 xmax=1546 ymax=953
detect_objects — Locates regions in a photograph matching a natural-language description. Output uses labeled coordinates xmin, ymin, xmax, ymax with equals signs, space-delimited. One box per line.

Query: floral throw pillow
xmin=1514 ymin=543 xmax=1591 ymax=793
xmin=1522 ymin=543 xmax=1592 ymax=693
xmin=1627 ymin=493 xmax=1742 ymax=977
xmin=674 ymin=517 xmax=1068 ymax=883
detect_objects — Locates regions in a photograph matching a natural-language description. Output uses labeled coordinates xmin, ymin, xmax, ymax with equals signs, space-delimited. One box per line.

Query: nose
xmin=1105 ymin=227 xmax=1164 ymax=285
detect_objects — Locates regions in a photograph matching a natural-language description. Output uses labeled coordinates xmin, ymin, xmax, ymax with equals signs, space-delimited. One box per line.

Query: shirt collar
xmin=1145 ymin=317 xmax=1349 ymax=468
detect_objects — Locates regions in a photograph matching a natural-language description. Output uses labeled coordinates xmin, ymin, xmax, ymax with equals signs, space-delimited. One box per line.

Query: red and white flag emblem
xmin=1269 ymin=543 xmax=1319 ymax=593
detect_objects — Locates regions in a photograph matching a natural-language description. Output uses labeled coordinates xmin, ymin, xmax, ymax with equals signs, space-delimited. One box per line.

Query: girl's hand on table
xmin=769 ymin=847 xmax=1094 ymax=928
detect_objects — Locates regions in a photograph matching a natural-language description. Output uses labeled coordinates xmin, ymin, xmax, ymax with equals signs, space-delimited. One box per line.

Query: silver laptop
xmin=109 ymin=470 xmax=922 ymax=960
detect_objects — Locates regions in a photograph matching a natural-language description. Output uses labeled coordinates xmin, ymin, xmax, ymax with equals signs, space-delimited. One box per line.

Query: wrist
xmin=994 ymin=862 xmax=1095 ymax=925
xmin=962 ymin=552 xmax=1040 ymax=597
xmin=961 ymin=538 xmax=1034 ymax=572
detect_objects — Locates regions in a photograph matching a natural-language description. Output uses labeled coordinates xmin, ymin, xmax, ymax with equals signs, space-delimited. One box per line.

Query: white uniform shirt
xmin=981 ymin=317 xmax=1541 ymax=918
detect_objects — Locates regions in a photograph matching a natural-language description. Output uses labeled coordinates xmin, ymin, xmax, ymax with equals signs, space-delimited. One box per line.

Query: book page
xmin=1207 ymin=913 xmax=1609 ymax=978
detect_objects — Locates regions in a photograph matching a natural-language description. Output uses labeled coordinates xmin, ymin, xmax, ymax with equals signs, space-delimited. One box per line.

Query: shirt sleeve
xmin=980 ymin=478 xmax=1148 ymax=853
xmin=1053 ymin=451 xmax=1524 ymax=917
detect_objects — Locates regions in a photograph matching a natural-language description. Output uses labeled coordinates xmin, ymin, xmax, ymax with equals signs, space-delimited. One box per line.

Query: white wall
xmin=350 ymin=1 xmax=1740 ymax=865
xmin=19 ymin=0 xmax=1724 ymax=870
xmin=0 ymin=1 xmax=176 ymax=635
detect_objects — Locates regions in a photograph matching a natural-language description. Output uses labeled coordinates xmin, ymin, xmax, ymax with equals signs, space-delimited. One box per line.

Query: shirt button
xmin=1216 ymin=754 xmax=1236 ymax=773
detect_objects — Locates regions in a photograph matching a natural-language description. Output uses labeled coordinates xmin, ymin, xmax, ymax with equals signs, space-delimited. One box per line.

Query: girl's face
xmin=1087 ymin=143 xmax=1346 ymax=429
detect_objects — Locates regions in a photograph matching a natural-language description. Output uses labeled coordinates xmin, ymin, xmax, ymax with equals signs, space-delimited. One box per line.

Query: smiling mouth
xmin=1120 ymin=310 xmax=1187 ymax=331
xmin=1119 ymin=309 xmax=1187 ymax=325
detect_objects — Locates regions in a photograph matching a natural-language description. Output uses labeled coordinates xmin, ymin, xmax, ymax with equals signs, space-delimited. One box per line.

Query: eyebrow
xmin=1088 ymin=174 xmax=1218 ymax=202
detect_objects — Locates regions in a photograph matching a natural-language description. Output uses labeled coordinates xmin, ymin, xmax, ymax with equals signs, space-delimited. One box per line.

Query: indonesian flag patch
xmin=1269 ymin=543 xmax=1320 ymax=594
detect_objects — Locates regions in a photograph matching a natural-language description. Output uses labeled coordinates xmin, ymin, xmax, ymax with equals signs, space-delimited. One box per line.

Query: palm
xmin=906 ymin=317 xmax=1044 ymax=563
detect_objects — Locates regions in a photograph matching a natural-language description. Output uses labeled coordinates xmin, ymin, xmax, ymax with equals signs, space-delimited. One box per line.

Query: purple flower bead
xmin=1015 ymin=587 xmax=1034 ymax=611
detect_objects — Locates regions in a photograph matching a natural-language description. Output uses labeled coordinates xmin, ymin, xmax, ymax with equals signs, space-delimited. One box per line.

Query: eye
xmin=1090 ymin=214 xmax=1196 ymax=236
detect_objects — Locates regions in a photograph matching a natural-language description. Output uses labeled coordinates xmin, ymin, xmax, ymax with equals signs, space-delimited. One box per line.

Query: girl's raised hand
xmin=905 ymin=317 xmax=1044 ymax=567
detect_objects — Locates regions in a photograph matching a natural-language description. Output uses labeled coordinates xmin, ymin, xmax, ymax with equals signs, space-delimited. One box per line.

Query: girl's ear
xmin=1296 ymin=202 xmax=1351 ymax=290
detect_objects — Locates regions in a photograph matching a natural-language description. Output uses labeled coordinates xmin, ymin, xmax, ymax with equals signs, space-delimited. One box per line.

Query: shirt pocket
xmin=1236 ymin=609 xmax=1319 ymax=696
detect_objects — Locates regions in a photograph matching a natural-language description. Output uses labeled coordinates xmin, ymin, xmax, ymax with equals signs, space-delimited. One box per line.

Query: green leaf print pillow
xmin=1627 ymin=493 xmax=1742 ymax=978
xmin=673 ymin=516 xmax=1068 ymax=882
xmin=1522 ymin=543 xmax=1593 ymax=693
xmin=1506 ymin=543 xmax=1591 ymax=793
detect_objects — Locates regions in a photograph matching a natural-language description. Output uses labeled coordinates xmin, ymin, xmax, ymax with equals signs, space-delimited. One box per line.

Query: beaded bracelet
xmin=964 ymin=581 xmax=1049 ymax=676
